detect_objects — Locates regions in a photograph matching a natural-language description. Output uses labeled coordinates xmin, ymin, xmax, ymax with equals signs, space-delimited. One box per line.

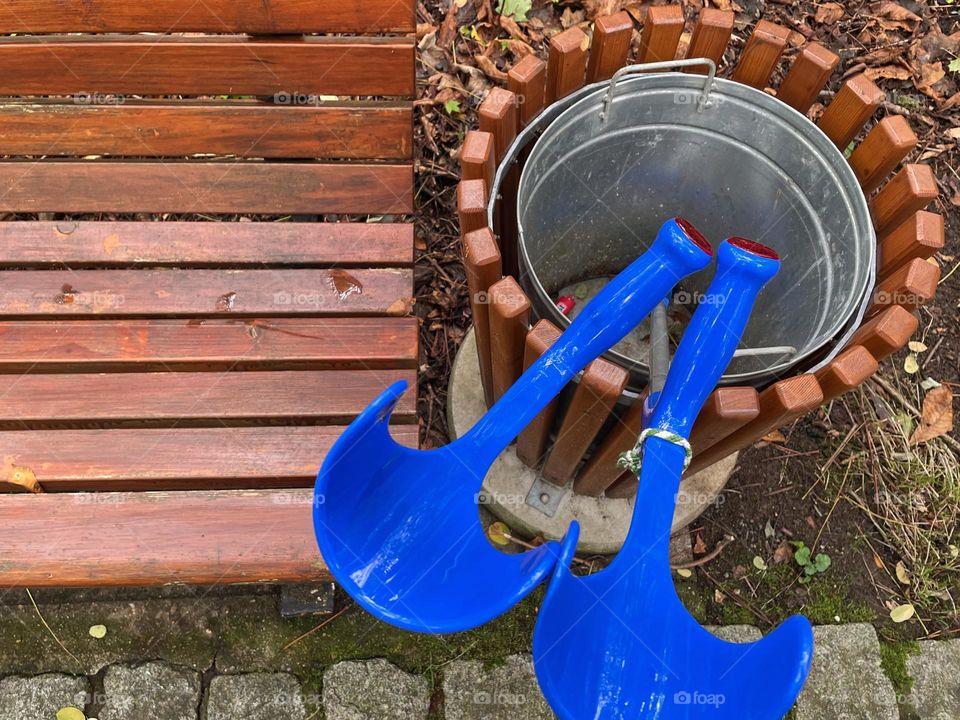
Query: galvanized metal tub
xmin=510 ymin=62 xmax=875 ymax=388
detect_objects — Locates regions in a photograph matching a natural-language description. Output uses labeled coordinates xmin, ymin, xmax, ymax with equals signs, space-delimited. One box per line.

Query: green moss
xmin=800 ymin=582 xmax=875 ymax=625
xmin=879 ymin=639 xmax=920 ymax=699
xmin=215 ymin=590 xmax=542 ymax=701
xmin=673 ymin=578 xmax=711 ymax=623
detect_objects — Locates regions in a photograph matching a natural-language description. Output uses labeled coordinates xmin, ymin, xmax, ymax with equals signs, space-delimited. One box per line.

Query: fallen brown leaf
xmin=873 ymin=1 xmax=921 ymax=32
xmin=773 ymin=541 xmax=792 ymax=564
xmin=909 ymin=385 xmax=954 ymax=445
xmin=474 ymin=53 xmax=508 ymax=82
xmin=916 ymin=62 xmax=947 ymax=100
xmin=865 ymin=64 xmax=912 ymax=81
xmin=762 ymin=430 xmax=787 ymax=443
xmin=815 ymin=3 xmax=844 ymax=26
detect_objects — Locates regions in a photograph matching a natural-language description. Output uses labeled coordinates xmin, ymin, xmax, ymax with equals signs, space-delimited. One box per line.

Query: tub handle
xmin=600 ymin=57 xmax=716 ymax=122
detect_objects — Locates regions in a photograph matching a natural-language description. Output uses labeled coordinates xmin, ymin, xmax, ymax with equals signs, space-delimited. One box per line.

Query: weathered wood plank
xmin=546 ymin=26 xmax=588 ymax=104
xmin=587 ymin=12 xmax=633 ymax=83
xmin=732 ymin=20 xmax=789 ymax=89
xmin=0 ymin=221 xmax=413 ymax=267
xmin=463 ymin=228 xmax=503 ymax=408
xmin=0 ymin=0 xmax=415 ymax=33
xmin=0 ymin=318 xmax=418 ymax=371
xmin=687 ymin=375 xmax=823 ymax=474
xmin=573 ymin=392 xmax=646 ymax=496
xmin=0 ymin=101 xmax=412 ymax=160
xmin=542 ymin=358 xmax=628 ymax=486
xmin=776 ymin=43 xmax=839 ymax=113
xmin=0 ymin=37 xmax=415 ymax=97
xmin=488 ymin=276 xmax=530 ymax=403
xmin=516 ymin=320 xmax=562 ymax=468
xmin=0 ymin=269 xmax=413 ymax=317
xmin=0 ymin=162 xmax=413 ymax=214
xmin=817 ymin=74 xmax=884 ymax=149
xmin=508 ymin=54 xmax=547 ymax=128
xmin=878 ymin=211 xmax=944 ymax=278
xmin=0 ymin=489 xmax=332 ymax=586
xmin=849 ymin=116 xmax=917 ymax=194
xmin=639 ymin=5 xmax=685 ymax=64
xmin=0 ymin=369 xmax=416 ymax=425
xmin=0 ymin=426 xmax=418 ymax=492
xmin=684 ymin=8 xmax=734 ymax=72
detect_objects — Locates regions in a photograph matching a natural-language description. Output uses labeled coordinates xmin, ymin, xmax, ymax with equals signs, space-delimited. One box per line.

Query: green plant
xmin=792 ymin=541 xmax=831 ymax=582
xmin=496 ymin=0 xmax=532 ymax=21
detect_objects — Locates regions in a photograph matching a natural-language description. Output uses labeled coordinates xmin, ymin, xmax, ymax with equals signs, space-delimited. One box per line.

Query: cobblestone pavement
xmin=0 ymin=590 xmax=955 ymax=719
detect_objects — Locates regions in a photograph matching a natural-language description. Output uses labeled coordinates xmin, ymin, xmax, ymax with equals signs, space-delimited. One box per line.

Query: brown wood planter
xmin=457 ymin=8 xmax=941 ymax=498
xmin=0 ymin=1 xmax=416 ymax=586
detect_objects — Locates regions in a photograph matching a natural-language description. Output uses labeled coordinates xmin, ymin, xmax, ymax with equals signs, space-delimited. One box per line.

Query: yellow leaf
xmin=762 ymin=430 xmax=786 ymax=443
xmin=904 ymin=354 xmax=919 ymax=374
xmin=488 ymin=521 xmax=511 ymax=546
xmin=88 ymin=624 xmax=107 ymax=639
xmin=676 ymin=568 xmax=692 ymax=578
xmin=890 ymin=604 xmax=915 ymax=623
xmin=895 ymin=561 xmax=911 ymax=585
xmin=908 ymin=341 xmax=928 ymax=353
xmin=56 ymin=708 xmax=85 ymax=720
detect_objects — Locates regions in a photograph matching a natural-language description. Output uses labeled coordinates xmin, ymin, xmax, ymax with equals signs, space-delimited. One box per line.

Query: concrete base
xmin=448 ymin=328 xmax=737 ymax=554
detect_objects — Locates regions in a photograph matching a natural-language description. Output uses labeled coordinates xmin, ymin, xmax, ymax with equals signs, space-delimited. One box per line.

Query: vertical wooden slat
xmin=845 ymin=305 xmax=919 ymax=361
xmin=457 ymin=179 xmax=488 ymax=235
xmin=508 ymin=54 xmax=547 ymax=128
xmin=814 ymin=346 xmax=878 ymax=403
xmin=684 ymin=8 xmax=735 ymax=72
xmin=870 ymin=257 xmax=940 ymax=314
xmin=732 ymin=20 xmax=790 ymax=89
xmin=478 ymin=87 xmax=519 ymax=275
xmin=870 ymin=164 xmax=939 ymax=237
xmin=603 ymin=470 xmax=637 ymax=499
xmin=638 ymin=5 xmax=685 ymax=64
xmin=849 ymin=117 xmax=918 ymax=194
xmin=689 ymin=387 xmax=760 ymax=454
xmin=516 ymin=320 xmax=563 ymax=467
xmin=573 ymin=391 xmax=647 ymax=496
xmin=542 ymin=359 xmax=629 ymax=486
xmin=546 ymin=26 xmax=589 ymax=104
xmin=687 ymin=375 xmax=824 ymax=475
xmin=478 ymin=87 xmax=519 ymax=164
xmin=463 ymin=228 xmax=502 ymax=408
xmin=587 ymin=11 xmax=633 ymax=83
xmin=817 ymin=74 xmax=885 ymax=149
xmin=776 ymin=43 xmax=840 ymax=113
xmin=460 ymin=130 xmax=495 ymax=197
xmin=488 ymin=276 xmax=530 ymax=402
xmin=878 ymin=211 xmax=944 ymax=278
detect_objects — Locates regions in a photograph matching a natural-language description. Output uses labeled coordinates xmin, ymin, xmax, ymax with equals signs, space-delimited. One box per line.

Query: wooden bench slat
xmin=0 ymin=37 xmax=415 ymax=97
xmin=0 ymin=426 xmax=418 ymax=492
xmin=0 ymin=269 xmax=412 ymax=317
xmin=457 ymin=179 xmax=488 ymax=235
xmin=0 ymin=369 xmax=416 ymax=425
xmin=0 ymin=318 xmax=418 ymax=371
xmin=0 ymin=0 xmax=415 ymax=33
xmin=845 ymin=305 xmax=918 ymax=361
xmin=463 ymin=228 xmax=502 ymax=408
xmin=870 ymin=164 xmax=939 ymax=237
xmin=0 ymin=221 xmax=413 ymax=268
xmin=0 ymin=102 xmax=413 ymax=160
xmin=814 ymin=345 xmax=877 ymax=403
xmin=0 ymin=162 xmax=413 ymax=214
xmin=0 ymin=489 xmax=331 ymax=586
xmin=878 ymin=211 xmax=944 ymax=278
xmin=689 ymin=387 xmax=761 ymax=454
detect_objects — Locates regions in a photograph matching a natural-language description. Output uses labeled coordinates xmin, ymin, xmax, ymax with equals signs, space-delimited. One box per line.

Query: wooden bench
xmin=0 ymin=1 xmax=416 ymax=586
